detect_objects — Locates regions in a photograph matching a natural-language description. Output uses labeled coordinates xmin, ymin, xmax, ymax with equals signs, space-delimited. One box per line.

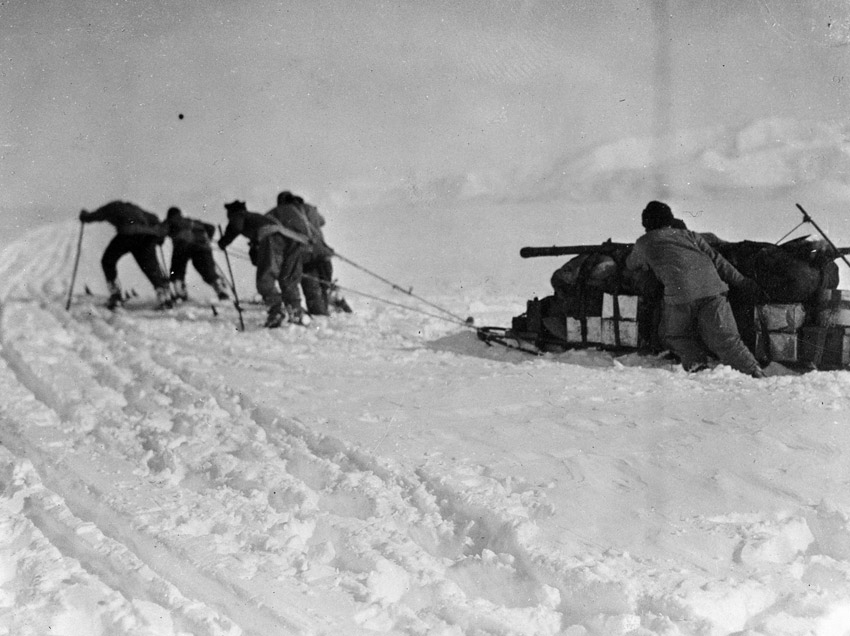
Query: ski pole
xmin=156 ymin=244 xmax=177 ymax=298
xmin=218 ymin=226 xmax=245 ymax=331
xmin=795 ymin=203 xmax=850 ymax=270
xmin=333 ymin=252 xmax=474 ymax=324
xmin=65 ymin=220 xmax=85 ymax=310
xmin=213 ymin=261 xmax=237 ymax=295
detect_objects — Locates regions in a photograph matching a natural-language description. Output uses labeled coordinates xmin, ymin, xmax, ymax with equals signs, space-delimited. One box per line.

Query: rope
xmin=213 ymin=246 xmax=542 ymax=356
xmin=332 ymin=252 xmax=472 ymax=324
xmin=774 ymin=220 xmax=807 ymax=246
xmin=300 ymin=273 xmax=474 ymax=328
xmin=796 ymin=203 xmax=850 ymax=271
xmin=225 ymin=247 xmax=474 ymax=328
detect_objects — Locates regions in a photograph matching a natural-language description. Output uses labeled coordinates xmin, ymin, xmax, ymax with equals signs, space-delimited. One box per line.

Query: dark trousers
xmin=101 ymin=235 xmax=167 ymax=289
xmin=302 ymin=256 xmax=333 ymax=315
xmin=663 ymin=294 xmax=761 ymax=375
xmin=170 ymin=243 xmax=218 ymax=285
xmin=256 ymin=234 xmax=306 ymax=308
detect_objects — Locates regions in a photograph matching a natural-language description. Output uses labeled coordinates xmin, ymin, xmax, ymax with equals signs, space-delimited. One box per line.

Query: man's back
xmin=627 ymin=228 xmax=743 ymax=304
xmin=166 ymin=216 xmax=214 ymax=247
xmin=86 ymin=201 xmax=160 ymax=235
xmin=266 ymin=203 xmax=310 ymax=237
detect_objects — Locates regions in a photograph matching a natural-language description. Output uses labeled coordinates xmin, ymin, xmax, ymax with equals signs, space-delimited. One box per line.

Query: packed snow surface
xmin=2 ymin=221 xmax=850 ymax=636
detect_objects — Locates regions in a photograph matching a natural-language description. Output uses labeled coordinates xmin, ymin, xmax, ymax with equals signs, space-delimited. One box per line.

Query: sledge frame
xmin=490 ymin=292 xmax=850 ymax=371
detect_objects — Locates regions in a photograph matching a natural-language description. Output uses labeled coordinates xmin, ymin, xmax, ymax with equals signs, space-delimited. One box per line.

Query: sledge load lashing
xmin=479 ymin=209 xmax=850 ymax=371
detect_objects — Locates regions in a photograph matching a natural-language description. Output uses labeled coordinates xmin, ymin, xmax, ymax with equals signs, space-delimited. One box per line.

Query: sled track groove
xmin=0 ymin=287 xmax=632 ymax=633
xmin=72 ymin=301 xmax=607 ymax=624
xmin=70 ymin=302 xmax=555 ymax=619
xmin=0 ymin=301 xmax=343 ymax=635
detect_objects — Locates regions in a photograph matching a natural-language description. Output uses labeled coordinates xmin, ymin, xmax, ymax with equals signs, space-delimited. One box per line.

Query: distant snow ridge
xmin=546 ymin=117 xmax=850 ymax=202
xmin=352 ymin=116 xmax=850 ymax=205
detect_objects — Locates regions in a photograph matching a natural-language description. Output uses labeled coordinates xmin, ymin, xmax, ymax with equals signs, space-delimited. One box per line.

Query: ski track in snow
xmin=2 ymin=220 xmax=850 ymax=635
xmin=0 ymin=223 xmax=566 ymax=634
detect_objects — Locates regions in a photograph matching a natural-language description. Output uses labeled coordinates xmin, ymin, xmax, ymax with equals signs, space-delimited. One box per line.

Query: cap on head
xmin=641 ymin=201 xmax=675 ymax=231
xmin=277 ymin=190 xmax=295 ymax=205
xmin=166 ymin=206 xmax=181 ymax=220
xmin=224 ymin=200 xmax=246 ymax=214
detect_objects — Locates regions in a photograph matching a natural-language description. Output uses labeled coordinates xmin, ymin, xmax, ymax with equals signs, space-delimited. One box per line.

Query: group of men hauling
xmin=80 ymin=194 xmax=788 ymax=376
xmin=79 ymin=191 xmax=349 ymax=328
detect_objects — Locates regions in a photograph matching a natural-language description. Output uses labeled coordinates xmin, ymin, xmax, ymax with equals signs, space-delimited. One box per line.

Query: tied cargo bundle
xmin=799 ymin=326 xmax=850 ymax=370
xmin=767 ymin=332 xmax=799 ymax=363
xmin=566 ymin=316 xmax=602 ymax=345
xmin=602 ymin=294 xmax=640 ymax=321
xmin=602 ymin=317 xmax=638 ymax=348
xmin=567 ymin=316 xmax=639 ymax=348
xmin=753 ymin=329 xmax=800 ymax=363
xmin=816 ymin=289 xmax=850 ymax=327
xmin=756 ymin=304 xmax=806 ymax=333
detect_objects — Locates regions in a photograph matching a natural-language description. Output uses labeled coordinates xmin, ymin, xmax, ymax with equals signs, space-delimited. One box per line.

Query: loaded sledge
xmin=479 ymin=206 xmax=850 ymax=371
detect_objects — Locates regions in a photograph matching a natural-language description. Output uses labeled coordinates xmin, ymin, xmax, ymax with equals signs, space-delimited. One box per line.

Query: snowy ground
xmin=2 ymin=221 xmax=850 ymax=636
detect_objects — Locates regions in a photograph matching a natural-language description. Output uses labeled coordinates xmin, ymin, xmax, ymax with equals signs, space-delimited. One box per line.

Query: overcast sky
xmin=3 ymin=0 xmax=850 ymax=236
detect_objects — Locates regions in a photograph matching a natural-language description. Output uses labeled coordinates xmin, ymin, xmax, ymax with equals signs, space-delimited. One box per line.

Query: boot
xmin=106 ymin=280 xmax=124 ymax=310
xmin=155 ymin=286 xmax=174 ymax=310
xmin=264 ymin=302 xmax=286 ymax=328
xmin=173 ymin=280 xmax=188 ymax=302
xmin=286 ymin=305 xmax=311 ymax=327
xmin=213 ymin=277 xmax=230 ymax=301
xmin=329 ymin=288 xmax=352 ymax=313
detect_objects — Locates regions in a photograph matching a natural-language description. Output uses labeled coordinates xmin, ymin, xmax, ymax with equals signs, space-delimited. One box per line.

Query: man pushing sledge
xmin=626 ymin=201 xmax=768 ymax=378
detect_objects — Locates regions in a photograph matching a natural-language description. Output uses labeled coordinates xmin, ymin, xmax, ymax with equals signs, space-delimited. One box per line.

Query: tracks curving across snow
xmin=0 ymin=222 xmax=568 ymax=635
xmin=5 ymin=221 xmax=850 ymax=635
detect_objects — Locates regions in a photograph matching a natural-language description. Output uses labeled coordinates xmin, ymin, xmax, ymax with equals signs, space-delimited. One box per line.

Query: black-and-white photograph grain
xmin=3 ymin=1 xmax=850 ymax=634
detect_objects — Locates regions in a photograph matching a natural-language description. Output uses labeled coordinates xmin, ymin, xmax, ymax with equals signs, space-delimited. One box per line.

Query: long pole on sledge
xmin=333 ymin=251 xmax=473 ymax=325
xmin=795 ymin=203 xmax=850 ymax=271
xmin=65 ymin=221 xmax=85 ymax=311
xmin=519 ymin=243 xmax=632 ymax=258
xmin=218 ymin=225 xmax=245 ymax=331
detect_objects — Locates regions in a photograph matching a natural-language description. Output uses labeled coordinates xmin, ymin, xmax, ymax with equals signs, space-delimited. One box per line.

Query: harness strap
xmin=257 ymin=222 xmax=310 ymax=245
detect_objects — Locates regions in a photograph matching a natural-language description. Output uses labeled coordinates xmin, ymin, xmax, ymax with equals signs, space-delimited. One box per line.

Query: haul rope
xmin=332 ymin=252 xmax=473 ymax=325
xmin=299 ymin=273 xmax=473 ymax=328
xmin=225 ymin=246 xmax=475 ymax=328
